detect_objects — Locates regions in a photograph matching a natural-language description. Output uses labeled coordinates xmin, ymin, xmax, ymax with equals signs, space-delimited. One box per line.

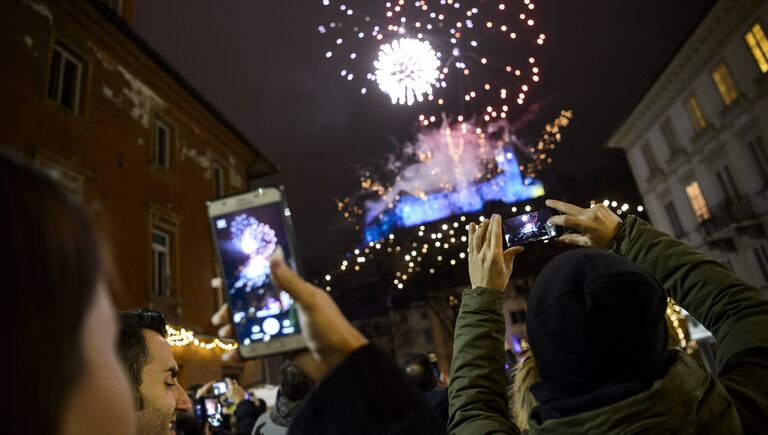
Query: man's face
xmin=136 ymin=330 xmax=191 ymax=435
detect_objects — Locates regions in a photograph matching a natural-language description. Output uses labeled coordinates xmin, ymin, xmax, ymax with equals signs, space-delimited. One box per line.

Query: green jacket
xmin=448 ymin=215 xmax=768 ymax=434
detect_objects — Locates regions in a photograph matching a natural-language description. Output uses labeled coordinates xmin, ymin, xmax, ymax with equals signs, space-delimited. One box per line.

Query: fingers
xmin=557 ymin=233 xmax=593 ymax=247
xmin=217 ymin=323 xmax=233 ymax=339
xmin=546 ymin=199 xmax=585 ymax=216
xmin=211 ymin=303 xmax=229 ymax=327
xmin=488 ymin=215 xmax=502 ymax=255
xmin=270 ymin=250 xmax=317 ymax=305
xmin=468 ymin=222 xmax=476 ymax=253
xmin=548 ymin=214 xmax=588 ymax=233
xmin=473 ymin=219 xmax=490 ymax=255
xmin=503 ymin=246 xmax=524 ymax=271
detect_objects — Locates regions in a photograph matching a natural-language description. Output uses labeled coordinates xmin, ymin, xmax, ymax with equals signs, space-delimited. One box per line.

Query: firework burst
xmin=319 ymin=0 xmax=547 ymax=126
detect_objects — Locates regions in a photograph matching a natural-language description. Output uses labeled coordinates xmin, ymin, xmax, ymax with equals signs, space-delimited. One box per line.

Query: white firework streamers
xmin=374 ymin=37 xmax=441 ymax=105
xmin=230 ymin=215 xmax=277 ymax=290
xmin=319 ymin=0 xmax=548 ymax=126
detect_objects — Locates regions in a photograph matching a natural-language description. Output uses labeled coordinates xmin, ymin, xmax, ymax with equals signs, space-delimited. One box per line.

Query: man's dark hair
xmin=403 ymin=353 xmax=437 ymax=392
xmin=279 ymin=360 xmax=315 ymax=401
xmin=117 ymin=309 xmax=167 ymax=409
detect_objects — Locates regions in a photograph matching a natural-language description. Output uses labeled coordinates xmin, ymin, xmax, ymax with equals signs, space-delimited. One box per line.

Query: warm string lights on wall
xmin=166 ymin=325 xmax=238 ymax=352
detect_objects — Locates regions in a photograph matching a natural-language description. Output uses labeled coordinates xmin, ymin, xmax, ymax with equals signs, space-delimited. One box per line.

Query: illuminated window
xmin=48 ymin=44 xmax=83 ymax=113
xmin=711 ymin=63 xmax=739 ymax=106
xmin=685 ymin=96 xmax=707 ymax=132
xmin=745 ymin=22 xmax=768 ymax=73
xmin=685 ymin=181 xmax=711 ymax=222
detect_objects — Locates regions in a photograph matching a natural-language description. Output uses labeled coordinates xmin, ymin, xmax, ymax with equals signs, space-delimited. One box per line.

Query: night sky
xmin=133 ymin=1 xmax=715 ymax=270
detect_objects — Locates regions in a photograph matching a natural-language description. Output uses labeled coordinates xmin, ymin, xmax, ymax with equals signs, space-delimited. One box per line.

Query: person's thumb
xmin=270 ymin=246 xmax=311 ymax=303
xmin=503 ymin=246 xmax=524 ymax=271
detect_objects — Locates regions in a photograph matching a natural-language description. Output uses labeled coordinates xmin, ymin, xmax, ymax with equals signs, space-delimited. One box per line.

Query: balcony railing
xmin=698 ymin=196 xmax=757 ymax=238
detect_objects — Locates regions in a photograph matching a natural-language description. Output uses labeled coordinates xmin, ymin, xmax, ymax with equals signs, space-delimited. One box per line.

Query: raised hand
xmin=546 ymin=199 xmax=623 ymax=248
xmin=468 ymin=214 xmax=524 ymax=292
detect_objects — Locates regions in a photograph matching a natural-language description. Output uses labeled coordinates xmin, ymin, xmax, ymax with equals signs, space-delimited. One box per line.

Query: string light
xmin=666 ymin=299 xmax=689 ymax=350
xmin=590 ymin=198 xmax=645 ymax=216
xmin=166 ymin=325 xmax=237 ymax=352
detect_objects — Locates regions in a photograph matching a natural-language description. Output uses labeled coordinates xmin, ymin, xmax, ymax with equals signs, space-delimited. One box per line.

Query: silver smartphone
xmin=207 ymin=187 xmax=305 ymax=358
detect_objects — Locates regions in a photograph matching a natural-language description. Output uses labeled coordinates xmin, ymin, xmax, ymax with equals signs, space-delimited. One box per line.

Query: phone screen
xmin=211 ymin=201 xmax=299 ymax=347
xmin=502 ymin=208 xmax=561 ymax=245
xmin=204 ymin=398 xmax=222 ymax=427
xmin=212 ymin=381 xmax=228 ymax=396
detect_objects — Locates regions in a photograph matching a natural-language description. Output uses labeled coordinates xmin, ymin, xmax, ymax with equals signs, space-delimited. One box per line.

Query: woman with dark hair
xmin=2 ymin=154 xmax=135 ymax=434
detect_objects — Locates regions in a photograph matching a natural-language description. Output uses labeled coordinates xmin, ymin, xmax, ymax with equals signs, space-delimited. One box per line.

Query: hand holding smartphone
xmin=207 ymin=187 xmax=305 ymax=359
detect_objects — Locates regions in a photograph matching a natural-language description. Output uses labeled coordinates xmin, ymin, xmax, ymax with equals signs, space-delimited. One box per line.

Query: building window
xmin=213 ymin=164 xmax=225 ymax=198
xmin=747 ymin=137 xmax=768 ymax=187
xmin=685 ymin=181 xmax=711 ymax=223
xmin=685 ymin=96 xmax=707 ymax=132
xmin=48 ymin=44 xmax=83 ymax=113
xmin=641 ymin=142 xmax=661 ymax=174
xmin=745 ymin=22 xmax=768 ymax=74
xmin=752 ymin=244 xmax=768 ymax=284
xmin=711 ymin=62 xmax=739 ymax=106
xmin=714 ymin=165 xmax=740 ymax=199
xmin=664 ymin=202 xmax=685 ymax=238
xmin=152 ymin=229 xmax=171 ymax=297
xmin=660 ymin=118 xmax=683 ymax=155
xmin=153 ymin=120 xmax=171 ymax=170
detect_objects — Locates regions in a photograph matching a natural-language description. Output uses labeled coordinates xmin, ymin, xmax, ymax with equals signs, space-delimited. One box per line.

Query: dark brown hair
xmin=117 ymin=309 xmax=167 ymax=409
xmin=1 ymin=153 xmax=102 ymax=434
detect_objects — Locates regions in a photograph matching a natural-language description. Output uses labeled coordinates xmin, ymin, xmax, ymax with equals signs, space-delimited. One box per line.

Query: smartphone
xmin=501 ymin=207 xmax=564 ymax=246
xmin=212 ymin=381 xmax=228 ymax=396
xmin=204 ymin=397 xmax=223 ymax=428
xmin=207 ymin=187 xmax=305 ymax=359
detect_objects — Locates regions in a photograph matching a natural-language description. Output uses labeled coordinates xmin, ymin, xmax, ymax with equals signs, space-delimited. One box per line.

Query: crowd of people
xmin=5 ymin=149 xmax=768 ymax=435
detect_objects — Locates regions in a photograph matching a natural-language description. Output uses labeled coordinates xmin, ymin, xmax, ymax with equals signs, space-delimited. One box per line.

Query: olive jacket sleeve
xmin=447 ymin=286 xmax=522 ymax=435
xmin=609 ymin=215 xmax=768 ymax=432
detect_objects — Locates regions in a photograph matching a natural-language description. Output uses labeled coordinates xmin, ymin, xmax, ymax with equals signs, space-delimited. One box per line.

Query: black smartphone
xmin=501 ymin=207 xmax=564 ymax=246
xmin=207 ymin=187 xmax=305 ymax=359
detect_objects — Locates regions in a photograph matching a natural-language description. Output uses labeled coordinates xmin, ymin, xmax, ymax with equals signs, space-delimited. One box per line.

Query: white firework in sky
xmin=374 ymin=37 xmax=441 ymax=105
xmin=319 ymin=0 xmax=547 ymax=126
